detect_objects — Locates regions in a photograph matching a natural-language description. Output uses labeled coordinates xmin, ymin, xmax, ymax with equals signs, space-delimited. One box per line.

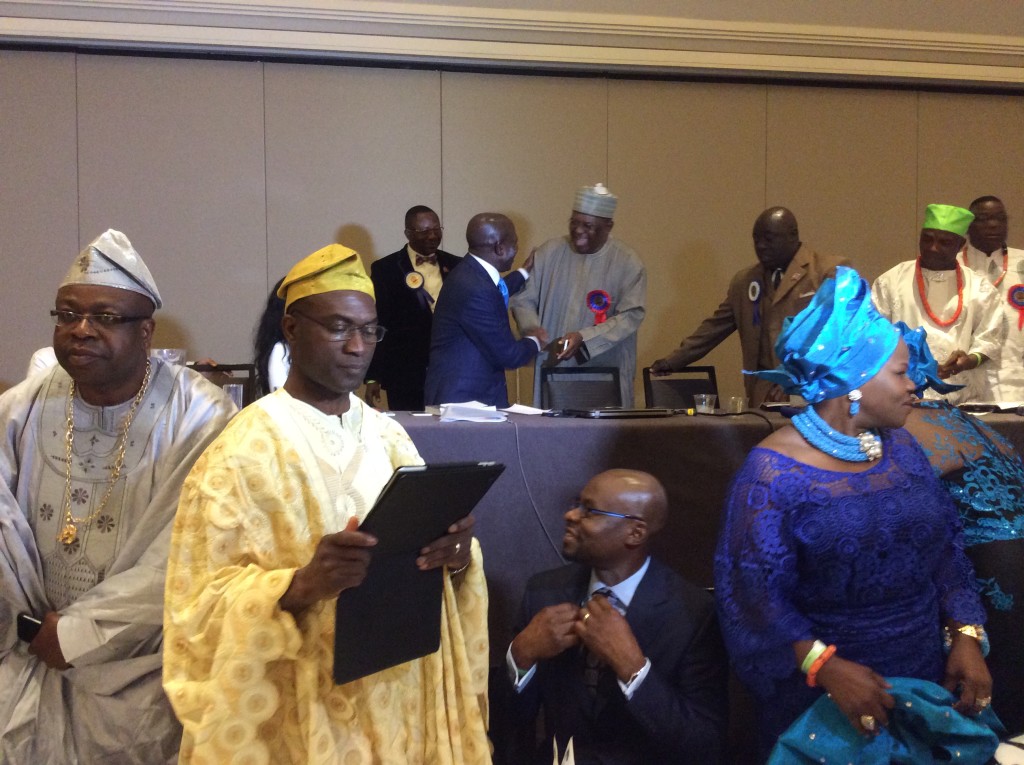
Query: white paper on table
xmin=436 ymin=401 xmax=508 ymax=423
xmin=502 ymin=404 xmax=547 ymax=415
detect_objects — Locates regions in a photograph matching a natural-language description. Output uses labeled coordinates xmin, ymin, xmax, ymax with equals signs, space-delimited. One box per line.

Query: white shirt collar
xmin=587 ymin=556 xmax=651 ymax=609
xmin=469 ymin=253 xmax=501 ymax=286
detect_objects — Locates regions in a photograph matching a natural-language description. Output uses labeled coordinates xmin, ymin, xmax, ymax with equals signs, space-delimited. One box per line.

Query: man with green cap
xmin=164 ymin=244 xmax=490 ymax=765
xmin=511 ymin=183 xmax=647 ymax=407
xmin=872 ymin=204 xmax=1005 ymax=403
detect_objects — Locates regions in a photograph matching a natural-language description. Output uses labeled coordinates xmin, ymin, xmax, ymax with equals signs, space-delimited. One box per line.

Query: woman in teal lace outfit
xmin=900 ymin=322 xmax=1024 ymax=732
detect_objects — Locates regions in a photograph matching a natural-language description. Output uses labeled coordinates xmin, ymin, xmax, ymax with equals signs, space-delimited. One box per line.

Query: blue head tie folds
xmin=894 ymin=321 xmax=965 ymax=397
xmin=751 ymin=266 xmax=899 ymax=403
xmin=768 ymin=677 xmax=1004 ymax=764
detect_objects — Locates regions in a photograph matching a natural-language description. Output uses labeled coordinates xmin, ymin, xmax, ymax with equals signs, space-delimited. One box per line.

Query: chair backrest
xmin=188 ymin=363 xmax=257 ymax=408
xmin=541 ymin=366 xmax=621 ymax=410
xmin=642 ymin=366 xmax=718 ymax=409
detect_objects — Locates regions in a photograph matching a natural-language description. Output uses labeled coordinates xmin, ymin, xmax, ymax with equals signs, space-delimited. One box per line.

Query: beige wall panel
xmin=917 ymin=92 xmax=1024 ymax=225
xmin=0 ymin=51 xmax=79 ymax=391
xmin=76 ymin=55 xmax=267 ymax=363
xmin=441 ymin=72 xmax=608 ymax=404
xmin=264 ymin=64 xmax=443 ymax=278
xmin=766 ymin=86 xmax=919 ymax=284
xmin=609 ymin=80 xmax=768 ymax=401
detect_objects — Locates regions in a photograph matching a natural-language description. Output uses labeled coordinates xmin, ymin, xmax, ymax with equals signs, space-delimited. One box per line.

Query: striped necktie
xmin=583 ymin=588 xmax=626 ymax=695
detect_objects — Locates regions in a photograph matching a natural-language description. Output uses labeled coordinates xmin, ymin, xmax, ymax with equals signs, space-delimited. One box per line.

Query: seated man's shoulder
xmin=649 ymin=558 xmax=715 ymax=610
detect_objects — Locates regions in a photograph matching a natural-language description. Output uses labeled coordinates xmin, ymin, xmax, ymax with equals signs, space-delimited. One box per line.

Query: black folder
xmin=333 ymin=461 xmax=505 ymax=684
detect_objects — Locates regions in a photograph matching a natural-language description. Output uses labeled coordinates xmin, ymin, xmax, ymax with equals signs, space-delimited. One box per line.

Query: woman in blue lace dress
xmin=715 ymin=267 xmax=992 ymax=756
xmin=898 ymin=322 xmax=1024 ymax=732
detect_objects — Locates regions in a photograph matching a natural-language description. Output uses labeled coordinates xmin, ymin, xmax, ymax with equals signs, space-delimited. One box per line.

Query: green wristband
xmin=801 ymin=640 xmax=828 ymax=674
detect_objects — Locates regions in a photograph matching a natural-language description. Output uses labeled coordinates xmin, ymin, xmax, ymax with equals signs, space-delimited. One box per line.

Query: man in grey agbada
xmin=0 ymin=229 xmax=236 ymax=763
xmin=511 ymin=183 xmax=647 ymax=407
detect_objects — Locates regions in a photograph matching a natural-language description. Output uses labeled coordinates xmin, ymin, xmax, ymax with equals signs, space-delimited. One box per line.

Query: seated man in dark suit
xmin=424 ymin=212 xmax=548 ymax=408
xmin=506 ymin=469 xmax=727 ymax=765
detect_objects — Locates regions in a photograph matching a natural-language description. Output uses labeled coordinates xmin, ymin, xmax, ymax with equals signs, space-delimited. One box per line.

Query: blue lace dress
xmin=907 ymin=401 xmax=1024 ymax=732
xmin=715 ymin=427 xmax=986 ymax=746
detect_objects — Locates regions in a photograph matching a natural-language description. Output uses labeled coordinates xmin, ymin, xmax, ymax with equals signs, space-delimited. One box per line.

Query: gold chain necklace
xmin=58 ymin=361 xmax=152 ymax=546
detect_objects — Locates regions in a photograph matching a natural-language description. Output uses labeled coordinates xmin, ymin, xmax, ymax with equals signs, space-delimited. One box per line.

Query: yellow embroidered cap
xmin=278 ymin=243 xmax=375 ymax=309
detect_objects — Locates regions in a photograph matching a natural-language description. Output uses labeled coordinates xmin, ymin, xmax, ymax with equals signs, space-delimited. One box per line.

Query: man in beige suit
xmin=651 ymin=207 xmax=849 ymax=406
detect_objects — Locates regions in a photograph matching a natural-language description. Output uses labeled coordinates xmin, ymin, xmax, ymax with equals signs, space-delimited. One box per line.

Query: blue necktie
xmin=497 ymin=277 xmax=509 ymax=307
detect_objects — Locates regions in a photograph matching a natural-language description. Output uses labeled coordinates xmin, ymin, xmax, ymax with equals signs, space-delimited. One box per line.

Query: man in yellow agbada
xmin=163 ymin=244 xmax=490 ymax=764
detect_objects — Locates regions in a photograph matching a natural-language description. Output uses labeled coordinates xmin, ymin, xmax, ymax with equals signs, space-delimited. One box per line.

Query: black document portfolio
xmin=333 ymin=461 xmax=504 ymax=684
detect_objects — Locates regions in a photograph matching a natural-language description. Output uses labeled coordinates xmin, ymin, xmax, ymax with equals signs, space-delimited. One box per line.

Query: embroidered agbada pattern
xmin=0 ymin=360 xmax=235 ymax=763
xmin=163 ymin=390 xmax=490 ymax=764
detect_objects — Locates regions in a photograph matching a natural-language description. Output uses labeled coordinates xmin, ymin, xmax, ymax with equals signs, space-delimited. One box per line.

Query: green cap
xmin=922 ymin=204 xmax=974 ymax=237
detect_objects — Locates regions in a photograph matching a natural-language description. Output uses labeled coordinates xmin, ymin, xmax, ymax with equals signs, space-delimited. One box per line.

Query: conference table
xmin=395 ymin=409 xmax=1024 ymax=662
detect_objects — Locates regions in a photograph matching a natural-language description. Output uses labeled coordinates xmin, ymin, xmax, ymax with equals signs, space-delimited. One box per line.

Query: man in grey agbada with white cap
xmin=0 ymin=230 xmax=236 ymax=763
xmin=511 ymin=183 xmax=647 ymax=407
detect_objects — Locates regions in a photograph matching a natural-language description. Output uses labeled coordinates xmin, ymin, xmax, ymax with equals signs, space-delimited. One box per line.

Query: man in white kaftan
xmin=511 ymin=184 xmax=646 ymax=407
xmin=164 ymin=243 xmax=490 ymax=765
xmin=0 ymin=230 xmax=235 ymax=764
xmin=959 ymin=196 xmax=1024 ymax=402
xmin=872 ymin=204 xmax=1004 ymax=404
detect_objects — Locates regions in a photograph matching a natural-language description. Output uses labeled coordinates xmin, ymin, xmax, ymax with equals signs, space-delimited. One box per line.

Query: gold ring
xmin=860 ymin=715 xmax=876 ymax=732
xmin=454 ymin=542 xmax=461 ymax=555
xmin=977 ymin=697 xmax=992 ymax=709
xmin=582 ymin=612 xmax=591 ymax=622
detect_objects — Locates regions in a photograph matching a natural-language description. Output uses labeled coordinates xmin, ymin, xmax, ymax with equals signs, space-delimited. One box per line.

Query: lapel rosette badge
xmin=1008 ymin=284 xmax=1024 ymax=330
xmin=586 ymin=289 xmax=611 ymax=324
xmin=748 ymin=280 xmax=762 ymax=325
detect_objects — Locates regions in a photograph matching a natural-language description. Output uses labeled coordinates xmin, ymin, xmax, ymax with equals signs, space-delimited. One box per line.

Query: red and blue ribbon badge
xmin=748 ymin=280 xmax=762 ymax=326
xmin=1008 ymin=284 xmax=1024 ymax=330
xmin=586 ymin=290 xmax=611 ymax=324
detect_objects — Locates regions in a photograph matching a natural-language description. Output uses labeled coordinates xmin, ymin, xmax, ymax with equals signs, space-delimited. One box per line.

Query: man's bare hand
xmin=555 ymin=332 xmax=584 ymax=361
xmin=522 ymin=248 xmax=537 ymax=273
xmin=417 ymin=514 xmax=474 ymax=572
xmin=649 ymin=358 xmax=673 ymax=376
xmin=511 ymin=603 xmax=581 ymax=668
xmin=28 ymin=611 xmax=70 ymax=670
xmin=528 ymin=327 xmax=550 ymax=347
xmin=279 ymin=517 xmax=377 ymax=614
xmin=574 ymin=595 xmax=645 ymax=682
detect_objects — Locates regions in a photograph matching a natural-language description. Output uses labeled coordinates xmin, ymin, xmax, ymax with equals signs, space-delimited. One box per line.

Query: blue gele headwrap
xmin=894 ymin=321 xmax=965 ymax=397
xmin=750 ymin=266 xmax=899 ymax=403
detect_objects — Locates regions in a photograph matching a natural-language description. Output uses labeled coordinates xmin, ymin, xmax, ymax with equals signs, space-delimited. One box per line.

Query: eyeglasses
xmin=570 ymin=497 xmax=643 ymax=521
xmin=51 ymin=310 xmax=149 ymax=328
xmin=568 ymin=218 xmax=608 ymax=235
xmin=407 ymin=226 xmax=443 ymax=235
xmin=290 ymin=309 xmax=387 ymax=344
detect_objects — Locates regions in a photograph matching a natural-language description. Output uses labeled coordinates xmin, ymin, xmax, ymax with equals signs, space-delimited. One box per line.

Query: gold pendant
xmin=59 ymin=524 xmax=78 ymax=546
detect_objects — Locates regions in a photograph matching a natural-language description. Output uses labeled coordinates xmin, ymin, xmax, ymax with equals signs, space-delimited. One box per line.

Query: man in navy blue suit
xmin=424 ymin=213 xmax=548 ymax=408
xmin=504 ymin=469 xmax=728 ymax=765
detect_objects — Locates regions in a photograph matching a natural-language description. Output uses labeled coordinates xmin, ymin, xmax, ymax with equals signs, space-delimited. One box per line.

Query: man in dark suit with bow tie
xmin=504 ymin=469 xmax=727 ymax=765
xmin=424 ymin=213 xmax=547 ymax=408
xmin=364 ymin=206 xmax=462 ymax=410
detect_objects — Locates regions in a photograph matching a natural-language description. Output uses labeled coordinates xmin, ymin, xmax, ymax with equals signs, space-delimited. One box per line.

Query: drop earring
xmin=848 ymin=389 xmax=862 ymax=416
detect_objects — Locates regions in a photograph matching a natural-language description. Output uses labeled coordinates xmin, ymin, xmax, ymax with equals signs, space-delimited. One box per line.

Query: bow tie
xmin=415 ymin=254 xmax=437 ymax=266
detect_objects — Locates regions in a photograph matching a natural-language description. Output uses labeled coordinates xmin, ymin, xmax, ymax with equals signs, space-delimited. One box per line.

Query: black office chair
xmin=540 ymin=366 xmax=621 ymax=410
xmin=189 ymin=363 xmax=257 ymax=407
xmin=642 ymin=365 xmax=718 ymax=409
